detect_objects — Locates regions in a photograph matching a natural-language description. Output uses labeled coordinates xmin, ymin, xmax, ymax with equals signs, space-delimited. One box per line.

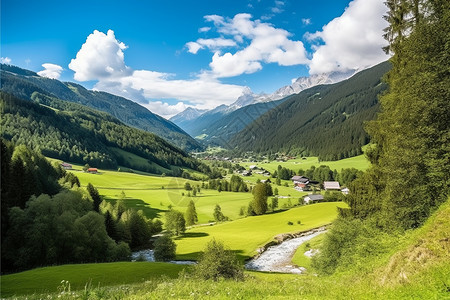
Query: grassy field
xmin=240 ymin=154 xmax=370 ymax=173
xmin=3 ymin=199 xmax=447 ymax=299
xmin=0 ymin=262 xmax=185 ymax=297
xmin=175 ymin=202 xmax=347 ymax=261
xmin=64 ymin=162 xmax=306 ymax=222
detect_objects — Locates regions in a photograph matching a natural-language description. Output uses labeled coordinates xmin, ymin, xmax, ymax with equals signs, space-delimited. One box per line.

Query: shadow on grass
xmin=175 ymin=232 xmax=209 ymax=239
xmin=104 ymin=197 xmax=167 ymax=219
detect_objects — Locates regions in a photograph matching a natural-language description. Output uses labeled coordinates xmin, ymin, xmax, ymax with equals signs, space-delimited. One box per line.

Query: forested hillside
xmin=196 ymin=99 xmax=285 ymax=146
xmin=0 ymin=92 xmax=205 ymax=175
xmin=0 ymin=65 xmax=202 ymax=151
xmin=231 ymin=61 xmax=391 ymax=160
xmin=313 ymin=0 xmax=449 ymax=275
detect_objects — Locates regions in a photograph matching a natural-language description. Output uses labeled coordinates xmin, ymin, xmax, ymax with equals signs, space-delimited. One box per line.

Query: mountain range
xmin=0 ymin=64 xmax=203 ymax=152
xmin=170 ymin=68 xmax=357 ymax=140
xmin=230 ymin=61 xmax=391 ymax=160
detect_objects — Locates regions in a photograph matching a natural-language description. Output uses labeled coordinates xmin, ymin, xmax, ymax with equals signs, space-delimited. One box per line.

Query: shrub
xmin=194 ymin=239 xmax=244 ymax=281
xmin=287 ymin=221 xmax=294 ymax=225
xmin=154 ymin=234 xmax=176 ymax=262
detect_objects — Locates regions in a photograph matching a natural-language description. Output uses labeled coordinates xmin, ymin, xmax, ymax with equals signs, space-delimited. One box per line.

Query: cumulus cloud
xmin=70 ymin=30 xmax=246 ymax=118
xmin=307 ymin=0 xmax=389 ymax=74
xmin=1 ymin=57 xmax=12 ymax=64
xmin=69 ymin=30 xmax=131 ymax=81
xmin=142 ymin=101 xmax=189 ymax=119
xmin=37 ymin=63 xmax=63 ymax=79
xmin=186 ymin=38 xmax=237 ymax=54
xmin=191 ymin=13 xmax=308 ymax=78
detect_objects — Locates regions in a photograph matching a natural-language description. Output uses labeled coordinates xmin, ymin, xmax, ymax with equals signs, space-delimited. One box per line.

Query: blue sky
xmin=1 ymin=0 xmax=388 ymax=118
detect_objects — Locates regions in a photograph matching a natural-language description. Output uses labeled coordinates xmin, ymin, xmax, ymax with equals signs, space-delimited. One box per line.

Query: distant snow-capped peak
xmin=169 ymin=107 xmax=207 ymax=122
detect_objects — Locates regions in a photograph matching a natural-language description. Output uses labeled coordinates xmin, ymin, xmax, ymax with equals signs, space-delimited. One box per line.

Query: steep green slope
xmin=0 ymin=92 xmax=201 ymax=175
xmin=0 ymin=64 xmax=202 ymax=151
xmin=197 ymin=99 xmax=286 ymax=146
xmin=231 ymin=61 xmax=391 ymax=160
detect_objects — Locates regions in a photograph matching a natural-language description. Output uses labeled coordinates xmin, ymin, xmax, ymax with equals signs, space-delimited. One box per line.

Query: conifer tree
xmin=185 ymin=199 xmax=198 ymax=226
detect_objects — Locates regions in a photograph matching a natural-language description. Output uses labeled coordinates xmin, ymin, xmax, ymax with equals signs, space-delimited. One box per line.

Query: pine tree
xmin=86 ymin=183 xmax=102 ymax=212
xmin=185 ymin=200 xmax=198 ymax=226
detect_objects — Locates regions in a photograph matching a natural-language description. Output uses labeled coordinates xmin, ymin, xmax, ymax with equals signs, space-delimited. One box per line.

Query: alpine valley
xmin=1 ymin=1 xmax=449 ymax=299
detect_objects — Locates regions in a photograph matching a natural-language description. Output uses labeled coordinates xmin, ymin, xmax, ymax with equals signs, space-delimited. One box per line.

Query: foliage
xmin=2 ymin=190 xmax=130 ymax=272
xmin=86 ymin=183 xmax=102 ymax=212
xmin=165 ymin=210 xmax=186 ymax=236
xmin=153 ymin=234 xmax=177 ymax=262
xmin=185 ymin=200 xmax=198 ymax=226
xmin=0 ymin=92 xmax=205 ymax=175
xmin=251 ymin=183 xmax=268 ymax=215
xmin=0 ymin=65 xmax=202 ymax=151
xmin=230 ymin=62 xmax=391 ymax=160
xmin=316 ymin=0 xmax=450 ymax=276
xmin=213 ymin=204 xmax=227 ymax=222
xmin=194 ymin=239 xmax=244 ymax=281
xmin=184 ymin=182 xmax=192 ymax=191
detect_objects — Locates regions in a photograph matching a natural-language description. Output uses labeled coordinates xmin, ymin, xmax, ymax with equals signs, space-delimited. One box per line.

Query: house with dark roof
xmin=303 ymin=194 xmax=324 ymax=204
xmin=291 ymin=175 xmax=309 ymax=184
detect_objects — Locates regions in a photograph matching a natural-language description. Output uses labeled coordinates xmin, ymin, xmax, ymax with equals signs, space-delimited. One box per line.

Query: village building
xmin=324 ymin=181 xmax=341 ymax=190
xmin=303 ymin=194 xmax=324 ymax=204
xmin=60 ymin=162 xmax=72 ymax=170
xmin=291 ymin=175 xmax=309 ymax=185
xmin=241 ymin=170 xmax=252 ymax=176
xmin=341 ymin=187 xmax=350 ymax=195
xmin=87 ymin=168 xmax=98 ymax=174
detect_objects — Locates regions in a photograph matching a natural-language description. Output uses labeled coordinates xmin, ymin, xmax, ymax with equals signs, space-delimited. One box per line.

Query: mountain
xmin=171 ymin=69 xmax=356 ymax=140
xmin=169 ymin=107 xmax=207 ymax=130
xmin=0 ymin=64 xmax=203 ymax=152
xmin=0 ymin=91 xmax=204 ymax=175
xmin=230 ymin=61 xmax=391 ymax=160
xmin=269 ymin=69 xmax=357 ymax=101
xmin=195 ymin=98 xmax=287 ymax=147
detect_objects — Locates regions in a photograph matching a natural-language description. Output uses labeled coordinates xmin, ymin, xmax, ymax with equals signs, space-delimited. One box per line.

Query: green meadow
xmin=240 ymin=154 xmax=369 ymax=173
xmin=68 ymin=163 xmax=308 ymax=222
xmin=0 ymin=262 xmax=185 ymax=297
xmin=175 ymin=202 xmax=347 ymax=260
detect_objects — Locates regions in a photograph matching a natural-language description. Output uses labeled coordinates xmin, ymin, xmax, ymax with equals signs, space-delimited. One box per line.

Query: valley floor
xmin=2 ymin=198 xmax=449 ymax=299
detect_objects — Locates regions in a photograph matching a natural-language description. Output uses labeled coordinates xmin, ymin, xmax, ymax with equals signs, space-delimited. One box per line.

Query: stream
xmin=132 ymin=228 xmax=326 ymax=274
xmin=245 ymin=228 xmax=326 ymax=274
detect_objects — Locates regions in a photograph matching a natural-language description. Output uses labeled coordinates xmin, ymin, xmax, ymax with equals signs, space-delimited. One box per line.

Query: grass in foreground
xmin=4 ymin=199 xmax=448 ymax=299
xmin=0 ymin=262 xmax=185 ymax=297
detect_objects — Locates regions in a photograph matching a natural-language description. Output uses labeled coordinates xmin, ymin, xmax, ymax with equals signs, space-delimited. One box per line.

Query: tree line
xmin=1 ymin=140 xmax=140 ymax=272
xmin=230 ymin=61 xmax=391 ymax=161
xmin=312 ymin=0 xmax=450 ymax=274
xmin=0 ymin=92 xmax=209 ymax=176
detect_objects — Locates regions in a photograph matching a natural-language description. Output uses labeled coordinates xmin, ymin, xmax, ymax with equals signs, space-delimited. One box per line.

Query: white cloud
xmin=37 ymin=63 xmax=63 ymax=79
xmin=195 ymin=13 xmax=308 ymax=78
xmin=1 ymin=57 xmax=12 ymax=64
xmin=142 ymin=101 xmax=189 ymax=119
xmin=307 ymin=0 xmax=389 ymax=74
xmin=186 ymin=38 xmax=237 ymax=54
xmin=198 ymin=26 xmax=211 ymax=33
xmin=69 ymin=30 xmax=131 ymax=81
xmin=70 ymin=30 xmax=247 ymax=117
xmin=302 ymin=18 xmax=311 ymax=25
